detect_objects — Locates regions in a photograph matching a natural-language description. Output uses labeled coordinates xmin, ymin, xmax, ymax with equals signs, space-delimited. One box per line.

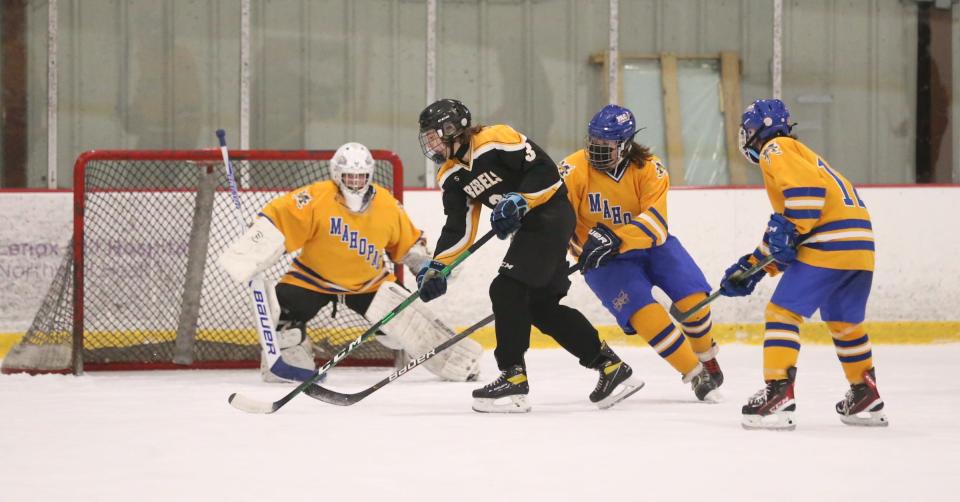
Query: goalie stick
xmin=227 ymin=228 xmax=497 ymax=414
xmin=669 ymin=254 xmax=777 ymax=323
xmin=216 ymin=129 xmax=312 ymax=382
xmin=304 ymin=264 xmax=581 ymax=406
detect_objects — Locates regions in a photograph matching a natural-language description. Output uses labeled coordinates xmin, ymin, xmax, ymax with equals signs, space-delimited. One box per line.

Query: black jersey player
xmin=415 ymin=98 xmax=644 ymax=413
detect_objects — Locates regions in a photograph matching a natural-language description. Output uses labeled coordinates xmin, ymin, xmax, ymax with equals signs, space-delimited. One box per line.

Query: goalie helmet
xmin=418 ymin=98 xmax=471 ymax=164
xmin=586 ymin=104 xmax=637 ymax=171
xmin=738 ymin=99 xmax=792 ymax=164
xmin=331 ymin=142 xmax=376 ymax=212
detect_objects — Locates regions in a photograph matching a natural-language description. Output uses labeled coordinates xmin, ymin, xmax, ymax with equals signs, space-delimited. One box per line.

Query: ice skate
xmin=836 ymin=367 xmax=889 ymax=427
xmin=683 ymin=364 xmax=721 ymax=403
xmin=472 ymin=364 xmax=531 ymax=413
xmin=741 ymin=367 xmax=797 ymax=431
xmin=589 ymin=342 xmax=644 ymax=409
xmin=698 ymin=342 xmax=724 ymax=387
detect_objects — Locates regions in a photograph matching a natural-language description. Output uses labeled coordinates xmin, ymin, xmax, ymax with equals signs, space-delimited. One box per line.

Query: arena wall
xmin=1 ymin=186 xmax=957 ymax=357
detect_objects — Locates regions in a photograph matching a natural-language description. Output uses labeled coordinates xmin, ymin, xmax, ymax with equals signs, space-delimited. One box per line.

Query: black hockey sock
xmin=489 ymin=274 xmax=533 ymax=369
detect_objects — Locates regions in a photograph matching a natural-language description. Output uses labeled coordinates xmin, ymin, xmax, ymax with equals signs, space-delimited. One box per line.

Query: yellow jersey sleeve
xmin=614 ymin=157 xmax=670 ymax=251
xmin=385 ymin=199 xmax=424 ymax=264
xmin=259 ymin=183 xmax=322 ymax=252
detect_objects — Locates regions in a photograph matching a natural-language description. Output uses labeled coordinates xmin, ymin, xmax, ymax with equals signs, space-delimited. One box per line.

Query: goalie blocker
xmin=367 ymin=282 xmax=482 ymax=382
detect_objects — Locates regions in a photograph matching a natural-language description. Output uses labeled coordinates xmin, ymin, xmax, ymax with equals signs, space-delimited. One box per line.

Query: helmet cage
xmin=418 ymin=128 xmax=450 ymax=164
xmin=738 ymin=126 xmax=762 ymax=164
xmin=586 ymin=136 xmax=632 ymax=171
xmin=340 ymin=172 xmax=371 ymax=193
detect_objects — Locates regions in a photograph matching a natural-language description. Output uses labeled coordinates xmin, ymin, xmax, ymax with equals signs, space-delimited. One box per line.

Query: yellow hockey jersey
xmin=754 ymin=136 xmax=874 ymax=272
xmin=433 ymin=124 xmax=564 ymax=264
xmin=259 ymin=180 xmax=422 ymax=294
xmin=560 ymin=149 xmax=671 ymax=256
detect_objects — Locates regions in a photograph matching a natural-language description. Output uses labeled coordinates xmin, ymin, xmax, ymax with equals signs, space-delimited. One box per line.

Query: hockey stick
xmin=228 ymin=228 xmax=497 ymax=414
xmin=669 ymin=254 xmax=777 ymax=323
xmin=305 ymin=313 xmax=495 ymax=406
xmin=216 ymin=129 xmax=313 ymax=382
xmin=303 ymin=263 xmax=581 ymax=406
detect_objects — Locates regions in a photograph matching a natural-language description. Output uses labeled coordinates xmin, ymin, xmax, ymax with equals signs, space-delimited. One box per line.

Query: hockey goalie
xmin=217 ymin=142 xmax=482 ymax=383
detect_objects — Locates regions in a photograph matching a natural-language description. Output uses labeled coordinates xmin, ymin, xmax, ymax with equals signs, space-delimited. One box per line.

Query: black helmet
xmin=418 ymin=99 xmax=471 ymax=163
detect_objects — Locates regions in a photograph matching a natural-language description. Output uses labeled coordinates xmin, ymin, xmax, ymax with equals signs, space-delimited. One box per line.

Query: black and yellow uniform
xmin=433 ymin=124 xmax=603 ymax=370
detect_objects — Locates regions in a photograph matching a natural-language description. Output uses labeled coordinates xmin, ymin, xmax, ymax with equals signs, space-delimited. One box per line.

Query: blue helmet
xmin=739 ymin=99 xmax=792 ymax=164
xmin=586 ymin=104 xmax=637 ymax=171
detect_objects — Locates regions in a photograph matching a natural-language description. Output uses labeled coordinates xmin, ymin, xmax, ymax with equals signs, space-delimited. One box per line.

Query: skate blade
xmin=741 ymin=411 xmax=796 ymax=431
xmin=596 ymin=377 xmax=645 ymax=410
xmin=840 ymin=410 xmax=889 ymax=427
xmin=472 ymin=394 xmax=531 ymax=414
xmin=701 ymin=389 xmax=723 ymax=404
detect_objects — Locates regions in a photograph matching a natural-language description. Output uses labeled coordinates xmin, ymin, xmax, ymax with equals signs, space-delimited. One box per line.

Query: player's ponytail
xmin=625 ymin=142 xmax=653 ymax=169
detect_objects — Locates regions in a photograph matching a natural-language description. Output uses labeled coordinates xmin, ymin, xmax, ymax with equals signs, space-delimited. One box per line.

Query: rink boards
xmin=1 ymin=185 xmax=958 ymax=356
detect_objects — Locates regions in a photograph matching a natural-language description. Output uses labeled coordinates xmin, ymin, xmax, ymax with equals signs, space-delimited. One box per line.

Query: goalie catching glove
xmin=368 ymin=281 xmax=482 ymax=381
xmin=217 ymin=216 xmax=286 ymax=284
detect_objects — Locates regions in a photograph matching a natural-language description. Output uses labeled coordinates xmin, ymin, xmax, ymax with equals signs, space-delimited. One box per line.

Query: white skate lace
xmin=483 ymin=370 xmax=510 ymax=390
xmin=748 ymin=386 xmax=770 ymax=405
xmin=840 ymin=388 xmax=855 ymax=413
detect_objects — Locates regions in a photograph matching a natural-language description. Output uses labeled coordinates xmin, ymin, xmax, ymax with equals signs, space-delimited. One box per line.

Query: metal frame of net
xmin=2 ymin=149 xmax=404 ymax=375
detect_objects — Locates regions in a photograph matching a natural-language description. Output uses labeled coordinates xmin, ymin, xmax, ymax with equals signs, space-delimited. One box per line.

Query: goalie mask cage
xmin=2 ymin=149 xmax=405 ymax=375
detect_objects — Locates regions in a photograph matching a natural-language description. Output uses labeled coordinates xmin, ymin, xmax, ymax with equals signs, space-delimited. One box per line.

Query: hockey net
xmin=2 ymin=149 xmax=405 ymax=374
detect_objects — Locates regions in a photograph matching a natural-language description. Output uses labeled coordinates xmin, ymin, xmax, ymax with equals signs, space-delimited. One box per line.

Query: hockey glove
xmin=490 ymin=193 xmax=528 ymax=239
xmin=578 ymin=223 xmax=622 ymax=272
xmin=765 ymin=213 xmax=798 ymax=264
xmin=719 ymin=255 xmax=764 ymax=297
xmin=416 ymin=260 xmax=448 ymax=302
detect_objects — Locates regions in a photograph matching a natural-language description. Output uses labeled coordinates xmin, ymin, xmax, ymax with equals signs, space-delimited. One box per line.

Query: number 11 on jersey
xmin=818 ymin=158 xmax=865 ymax=208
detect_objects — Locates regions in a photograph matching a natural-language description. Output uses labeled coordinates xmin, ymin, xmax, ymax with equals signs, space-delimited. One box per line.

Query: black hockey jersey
xmin=434 ymin=124 xmax=565 ymax=264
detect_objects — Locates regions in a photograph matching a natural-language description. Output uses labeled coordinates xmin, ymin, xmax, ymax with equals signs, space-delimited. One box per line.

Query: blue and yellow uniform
xmin=753 ymin=136 xmax=875 ymax=383
xmin=260 ymin=180 xmax=422 ymax=295
xmin=561 ymin=149 xmax=717 ymax=378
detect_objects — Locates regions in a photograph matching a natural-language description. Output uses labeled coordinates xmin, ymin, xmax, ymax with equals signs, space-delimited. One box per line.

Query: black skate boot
xmin=471 ymin=364 xmax=531 ymax=413
xmin=836 ymin=367 xmax=889 ymax=427
xmin=588 ymin=342 xmax=644 ymax=409
xmin=683 ymin=364 xmax=721 ymax=403
xmin=741 ymin=367 xmax=797 ymax=431
xmin=698 ymin=342 xmax=724 ymax=387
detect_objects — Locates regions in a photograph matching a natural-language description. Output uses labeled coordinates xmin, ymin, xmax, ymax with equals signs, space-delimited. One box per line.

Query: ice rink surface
xmin=2 ymin=344 xmax=958 ymax=502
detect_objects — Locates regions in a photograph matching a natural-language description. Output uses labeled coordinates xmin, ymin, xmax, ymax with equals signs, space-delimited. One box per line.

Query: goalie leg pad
xmin=260 ymin=324 xmax=318 ymax=383
xmin=368 ymin=282 xmax=483 ymax=382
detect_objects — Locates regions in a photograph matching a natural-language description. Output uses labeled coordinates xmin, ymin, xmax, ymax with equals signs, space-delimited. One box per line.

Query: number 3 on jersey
xmin=818 ymin=158 xmax=865 ymax=208
xmin=524 ymin=142 xmax=536 ymax=162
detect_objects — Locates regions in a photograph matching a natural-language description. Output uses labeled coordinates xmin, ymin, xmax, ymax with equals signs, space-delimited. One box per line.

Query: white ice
xmin=2 ymin=344 xmax=958 ymax=502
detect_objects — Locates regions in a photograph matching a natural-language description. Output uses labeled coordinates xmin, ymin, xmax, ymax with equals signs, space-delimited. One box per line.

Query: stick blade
xmin=228 ymin=392 xmax=279 ymax=414
xmin=303 ymin=384 xmax=363 ymax=406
